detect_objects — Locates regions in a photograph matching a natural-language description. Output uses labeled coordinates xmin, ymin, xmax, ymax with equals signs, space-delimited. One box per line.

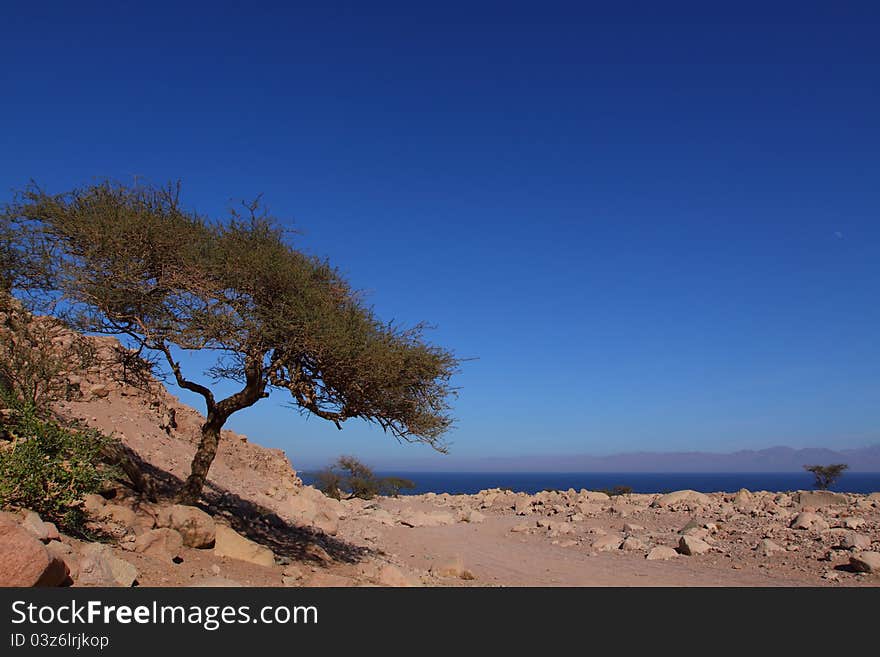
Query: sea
xmin=299 ymin=471 xmax=880 ymax=495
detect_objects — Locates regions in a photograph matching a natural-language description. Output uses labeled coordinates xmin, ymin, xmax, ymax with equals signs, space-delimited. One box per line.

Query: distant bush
xmin=316 ymin=456 xmax=415 ymax=500
xmin=804 ymin=464 xmax=848 ymax=491
xmin=597 ymin=485 xmax=633 ymax=497
xmin=0 ymin=392 xmax=118 ymax=531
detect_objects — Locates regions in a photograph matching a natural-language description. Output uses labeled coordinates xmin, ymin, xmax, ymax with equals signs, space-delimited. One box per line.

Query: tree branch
xmin=156 ymin=342 xmax=215 ymax=411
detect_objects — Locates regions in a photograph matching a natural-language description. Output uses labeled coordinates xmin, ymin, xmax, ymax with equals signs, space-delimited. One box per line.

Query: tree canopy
xmin=3 ymin=181 xmax=458 ymax=503
xmin=803 ymin=464 xmax=848 ymax=491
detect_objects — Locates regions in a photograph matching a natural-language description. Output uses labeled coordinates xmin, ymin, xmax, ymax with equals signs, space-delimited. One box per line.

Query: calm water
xmin=300 ymin=471 xmax=880 ymax=495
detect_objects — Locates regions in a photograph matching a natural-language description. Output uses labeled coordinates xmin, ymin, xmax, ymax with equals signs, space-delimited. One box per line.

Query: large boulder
xmin=45 ymin=541 xmax=79 ymax=582
xmin=757 ymin=538 xmax=785 ymax=557
xmin=0 ymin=519 xmax=67 ymax=586
xmin=850 ymin=551 xmax=880 ymax=573
xmin=514 ymin=497 xmax=533 ymax=516
xmin=158 ymin=505 xmax=216 ymax=548
xmin=375 ymin=564 xmax=419 ymax=587
xmin=77 ymin=544 xmax=138 ymax=587
xmin=646 ymin=546 xmax=678 ymax=561
xmin=592 ymin=535 xmax=623 ymax=552
xmin=797 ymin=490 xmax=847 ymax=510
xmin=652 ymin=490 xmax=711 ymax=508
xmin=398 ymin=510 xmax=455 ymax=528
xmin=212 ymin=525 xmax=275 ymax=567
xmin=20 ymin=511 xmax=60 ymax=543
xmin=134 ymin=528 xmax=184 ymax=562
xmin=840 ymin=532 xmax=871 ymax=551
xmin=678 ymin=535 xmax=711 ymax=556
xmin=287 ymin=492 xmax=318 ymax=522
xmin=790 ymin=512 xmax=829 ymax=531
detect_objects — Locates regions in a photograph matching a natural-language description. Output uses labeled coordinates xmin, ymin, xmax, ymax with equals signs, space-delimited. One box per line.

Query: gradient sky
xmin=2 ymin=2 xmax=878 ymax=470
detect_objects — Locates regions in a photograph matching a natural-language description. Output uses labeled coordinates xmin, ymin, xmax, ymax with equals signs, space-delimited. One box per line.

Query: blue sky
xmin=2 ymin=2 xmax=878 ymax=470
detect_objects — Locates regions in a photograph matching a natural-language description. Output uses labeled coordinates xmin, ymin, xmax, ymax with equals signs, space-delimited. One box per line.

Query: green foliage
xmin=804 ymin=464 xmax=848 ymax=491
xmin=597 ymin=485 xmax=633 ymax=497
xmin=0 ymin=393 xmax=118 ymax=531
xmin=316 ymin=456 xmax=416 ymax=500
xmin=4 ymin=181 xmax=459 ymax=501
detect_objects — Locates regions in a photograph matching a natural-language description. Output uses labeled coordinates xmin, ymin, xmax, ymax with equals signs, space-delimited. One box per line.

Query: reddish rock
xmin=0 ymin=519 xmax=65 ymax=586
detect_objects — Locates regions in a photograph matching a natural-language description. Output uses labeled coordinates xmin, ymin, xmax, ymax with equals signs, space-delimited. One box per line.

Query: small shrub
xmin=0 ymin=394 xmax=118 ymax=531
xmin=804 ymin=464 xmax=848 ymax=491
xmin=315 ymin=456 xmax=415 ymax=500
xmin=597 ymin=485 xmax=633 ymax=497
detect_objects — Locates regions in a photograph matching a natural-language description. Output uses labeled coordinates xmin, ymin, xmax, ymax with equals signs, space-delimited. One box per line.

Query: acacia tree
xmin=804 ymin=464 xmax=848 ymax=491
xmin=4 ymin=181 xmax=458 ymax=504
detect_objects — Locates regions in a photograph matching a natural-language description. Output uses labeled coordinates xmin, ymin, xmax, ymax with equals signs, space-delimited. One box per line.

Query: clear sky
xmin=2 ymin=2 xmax=878 ymax=470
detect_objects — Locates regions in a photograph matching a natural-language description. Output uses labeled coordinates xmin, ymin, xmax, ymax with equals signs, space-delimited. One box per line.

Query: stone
xmin=840 ymin=532 xmax=871 ymax=551
xmin=652 ymin=490 xmax=711 ymax=508
xmin=514 ymin=498 xmax=532 ymax=515
xmin=310 ymin=509 xmax=339 ymax=536
xmin=134 ymin=528 xmax=184 ymax=562
xmin=161 ymin=505 xmax=216 ymax=548
xmin=646 ymin=546 xmax=678 ymax=561
xmin=620 ymin=536 xmax=646 ymax=551
xmin=89 ymin=384 xmax=110 ymax=399
xmin=45 ymin=541 xmax=79 ymax=582
xmin=398 ymin=510 xmax=455 ymax=528
xmin=510 ymin=523 xmax=530 ymax=533
xmin=757 ymin=538 xmax=785 ymax=557
xmin=623 ymin=523 xmax=645 ymax=534
xmin=790 ymin=512 xmax=829 ymax=531
xmin=281 ymin=564 xmax=304 ymax=580
xmin=0 ymin=520 xmax=62 ymax=586
xmin=82 ymin=494 xmax=107 ymax=517
xmin=38 ymin=554 xmax=70 ymax=587
xmin=287 ymin=493 xmax=318 ymax=522
xmin=20 ymin=511 xmax=59 ymax=542
xmin=843 ymin=517 xmax=866 ymax=530
xmin=609 ymin=503 xmax=637 ymax=517
xmin=678 ymin=535 xmax=711 ymax=556
xmin=592 ymin=535 xmax=623 ymax=552
xmin=100 ymin=504 xmax=138 ymax=529
xmin=850 ymin=551 xmax=880 ymax=573
xmin=212 ymin=524 xmax=275 ymax=567
xmin=77 ymin=544 xmax=138 ymax=587
xmin=579 ymin=491 xmax=611 ymax=503
xmin=376 ymin=564 xmax=418 ymax=587
xmin=796 ymin=490 xmax=847 ymax=509
xmin=733 ymin=489 xmax=752 ymax=508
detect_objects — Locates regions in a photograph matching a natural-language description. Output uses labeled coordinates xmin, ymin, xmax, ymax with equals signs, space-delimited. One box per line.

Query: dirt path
xmin=378 ymin=515 xmax=820 ymax=586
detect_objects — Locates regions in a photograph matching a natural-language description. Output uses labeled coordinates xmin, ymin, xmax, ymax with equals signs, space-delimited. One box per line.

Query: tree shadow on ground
xmin=128 ymin=452 xmax=372 ymax=565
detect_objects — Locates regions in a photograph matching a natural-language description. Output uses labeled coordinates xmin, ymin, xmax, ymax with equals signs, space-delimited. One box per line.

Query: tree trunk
xmin=177 ymin=413 xmax=225 ymax=505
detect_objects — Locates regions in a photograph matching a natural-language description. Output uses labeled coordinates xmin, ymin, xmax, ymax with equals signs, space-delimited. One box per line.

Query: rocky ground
xmin=1 ymin=316 xmax=879 ymax=587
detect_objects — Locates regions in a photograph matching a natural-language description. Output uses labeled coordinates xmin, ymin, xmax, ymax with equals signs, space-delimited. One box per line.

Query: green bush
xmin=804 ymin=464 xmax=848 ymax=491
xmin=0 ymin=394 xmax=118 ymax=531
xmin=316 ymin=456 xmax=415 ymax=500
xmin=597 ymin=485 xmax=633 ymax=497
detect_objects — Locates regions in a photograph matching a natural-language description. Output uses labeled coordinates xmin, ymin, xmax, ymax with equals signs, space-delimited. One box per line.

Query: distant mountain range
xmin=370 ymin=444 xmax=880 ymax=473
